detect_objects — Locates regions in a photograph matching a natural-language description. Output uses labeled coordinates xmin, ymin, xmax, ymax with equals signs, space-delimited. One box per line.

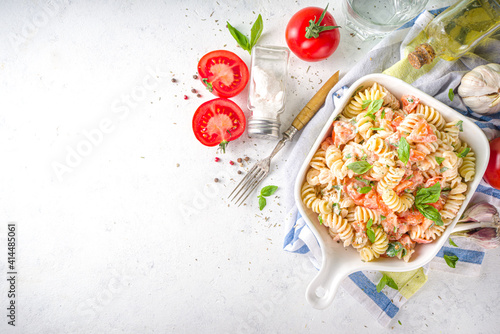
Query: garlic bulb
xmin=458 ymin=63 xmax=500 ymax=115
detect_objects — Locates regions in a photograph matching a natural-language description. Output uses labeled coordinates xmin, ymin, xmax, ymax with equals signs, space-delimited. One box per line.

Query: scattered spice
xmin=229 ymin=160 xmax=234 ymax=165
xmin=244 ymin=156 xmax=250 ymax=161
xmin=193 ymin=74 xmax=198 ymax=79
xmin=171 ymin=78 xmax=177 ymax=83
xmin=214 ymin=157 xmax=220 ymax=162
xmin=237 ymin=158 xmax=242 ymax=163
xmin=184 ymin=95 xmax=188 ymax=100
xmin=214 ymin=178 xmax=219 ymax=183
xmin=191 ymin=88 xmax=197 ymax=93
xmin=197 ymin=93 xmax=202 ymax=98
xmin=237 ymin=170 xmax=242 ymax=174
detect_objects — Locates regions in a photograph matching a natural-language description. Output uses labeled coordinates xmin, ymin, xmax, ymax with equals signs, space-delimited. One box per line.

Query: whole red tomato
xmin=484 ymin=137 xmax=500 ymax=189
xmin=285 ymin=5 xmax=340 ymax=62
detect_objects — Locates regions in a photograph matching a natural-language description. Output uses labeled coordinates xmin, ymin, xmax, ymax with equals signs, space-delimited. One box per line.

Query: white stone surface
xmin=0 ymin=0 xmax=499 ymax=333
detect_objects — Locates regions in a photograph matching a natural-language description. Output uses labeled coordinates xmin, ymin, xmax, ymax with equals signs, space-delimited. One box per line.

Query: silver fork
xmin=228 ymin=71 xmax=340 ymax=206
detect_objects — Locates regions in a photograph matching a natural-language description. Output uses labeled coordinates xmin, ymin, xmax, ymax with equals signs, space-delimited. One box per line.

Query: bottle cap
xmin=408 ymin=43 xmax=436 ymax=69
xmin=247 ymin=118 xmax=280 ymax=139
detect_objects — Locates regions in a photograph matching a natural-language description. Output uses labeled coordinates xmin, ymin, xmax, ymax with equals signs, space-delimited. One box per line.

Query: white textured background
xmin=0 ymin=0 xmax=499 ymax=333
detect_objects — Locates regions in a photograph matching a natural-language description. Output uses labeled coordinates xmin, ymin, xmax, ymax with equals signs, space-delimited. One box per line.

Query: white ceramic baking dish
xmin=294 ymin=73 xmax=490 ymax=310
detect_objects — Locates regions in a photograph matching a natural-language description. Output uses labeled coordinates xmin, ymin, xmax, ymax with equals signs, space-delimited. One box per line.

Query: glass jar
xmin=247 ymin=45 xmax=290 ymax=139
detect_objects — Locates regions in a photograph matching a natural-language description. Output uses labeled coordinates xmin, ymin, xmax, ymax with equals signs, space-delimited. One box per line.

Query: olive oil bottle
xmin=408 ymin=0 xmax=500 ymax=69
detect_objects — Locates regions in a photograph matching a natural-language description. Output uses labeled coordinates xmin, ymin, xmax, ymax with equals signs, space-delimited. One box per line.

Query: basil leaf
xmin=444 ymin=254 xmax=458 ymax=268
xmin=415 ymin=182 xmax=441 ymax=205
xmin=386 ymin=242 xmax=406 ymax=257
xmin=367 ymin=99 xmax=384 ymax=115
xmin=355 ymin=176 xmax=370 ymax=185
xmin=456 ymin=120 xmax=463 ymax=132
xmin=366 ymin=218 xmax=373 ymax=229
xmin=449 ymin=238 xmax=458 ymax=247
xmin=376 ymin=275 xmax=387 ymax=292
xmin=440 ymin=167 xmax=449 ymax=173
xmin=435 ymin=156 xmax=445 ymax=165
xmin=226 ymin=21 xmax=250 ymax=51
xmin=370 ymin=127 xmax=384 ymax=131
xmin=362 ymin=99 xmax=372 ymax=109
xmin=260 ymin=185 xmax=278 ymax=197
xmin=376 ymin=274 xmax=398 ymax=292
xmin=398 ymin=137 xmax=410 ymax=165
xmin=249 ymin=14 xmax=263 ymax=50
xmin=347 ymin=161 xmax=372 ymax=174
xmin=380 ymin=215 xmax=386 ymax=220
xmin=417 ymin=204 xmax=444 ymax=226
xmin=358 ymin=186 xmax=372 ymax=194
xmin=333 ymin=185 xmax=341 ymax=190
xmin=258 ymin=195 xmax=266 ymax=211
xmin=456 ymin=147 xmax=470 ymax=158
xmin=448 ymin=88 xmax=454 ymax=101
xmin=318 ymin=215 xmax=324 ymax=225
xmin=381 ymin=109 xmax=386 ymax=119
xmin=366 ymin=229 xmax=375 ymax=243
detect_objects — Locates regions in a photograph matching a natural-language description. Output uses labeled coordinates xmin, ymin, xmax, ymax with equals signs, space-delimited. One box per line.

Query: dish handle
xmin=305 ymin=252 xmax=351 ymax=309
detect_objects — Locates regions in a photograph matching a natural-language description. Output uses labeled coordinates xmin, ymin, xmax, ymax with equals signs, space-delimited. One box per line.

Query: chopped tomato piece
xmin=407 ymin=120 xmax=437 ymax=143
xmin=333 ymin=121 xmax=356 ymax=146
xmin=424 ymin=176 xmax=443 ymax=188
xmin=401 ymin=95 xmax=420 ymax=113
xmin=398 ymin=209 xmax=425 ymax=226
xmin=410 ymin=149 xmax=426 ymax=162
xmin=391 ymin=116 xmax=404 ymax=130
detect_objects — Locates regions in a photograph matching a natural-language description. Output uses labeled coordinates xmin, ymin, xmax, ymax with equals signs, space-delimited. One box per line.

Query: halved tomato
xmin=192 ymin=98 xmax=246 ymax=152
xmin=197 ymin=50 xmax=249 ymax=98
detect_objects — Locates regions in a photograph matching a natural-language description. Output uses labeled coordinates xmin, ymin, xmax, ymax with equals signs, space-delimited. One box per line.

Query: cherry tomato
xmin=192 ymin=98 xmax=246 ymax=152
xmin=285 ymin=5 xmax=340 ymax=62
xmin=484 ymin=137 xmax=500 ymax=189
xmin=197 ymin=50 xmax=249 ymax=98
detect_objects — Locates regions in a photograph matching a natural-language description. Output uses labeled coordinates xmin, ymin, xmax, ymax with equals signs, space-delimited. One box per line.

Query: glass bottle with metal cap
xmin=247 ymin=45 xmax=290 ymax=139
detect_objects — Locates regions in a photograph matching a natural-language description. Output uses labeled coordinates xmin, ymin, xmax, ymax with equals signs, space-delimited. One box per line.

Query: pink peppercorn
xmin=214 ymin=157 xmax=220 ymax=162
xmin=184 ymin=95 xmax=188 ymax=100
xmin=229 ymin=160 xmax=234 ymax=165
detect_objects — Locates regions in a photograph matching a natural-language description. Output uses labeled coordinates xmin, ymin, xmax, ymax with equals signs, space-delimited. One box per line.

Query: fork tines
xmin=228 ymin=164 xmax=267 ymax=207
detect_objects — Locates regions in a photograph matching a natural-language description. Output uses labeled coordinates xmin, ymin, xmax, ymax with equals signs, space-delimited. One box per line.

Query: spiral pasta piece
xmin=354 ymin=206 xmax=380 ymax=225
xmin=415 ymin=104 xmax=446 ymax=130
xmin=377 ymin=167 xmax=405 ymax=192
xmin=343 ymin=86 xmax=385 ymax=118
xmin=458 ymin=146 xmax=476 ymax=182
xmin=371 ymin=227 xmax=389 ymax=256
xmin=397 ymin=114 xmax=424 ymax=137
xmin=310 ymin=149 xmax=326 ymax=170
xmin=355 ymin=111 xmax=375 ymax=140
xmin=382 ymin=190 xmax=414 ymax=213
xmin=321 ymin=213 xmax=354 ymax=247
xmin=371 ymin=82 xmax=400 ymax=110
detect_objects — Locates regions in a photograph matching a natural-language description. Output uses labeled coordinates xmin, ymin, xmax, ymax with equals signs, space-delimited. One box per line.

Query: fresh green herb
xmin=366 ymin=225 xmax=376 ymax=244
xmin=318 ymin=215 xmax=324 ymax=225
xmin=442 ymin=187 xmax=452 ymax=192
xmin=355 ymin=176 xmax=370 ymax=185
xmin=394 ymin=226 xmax=397 ymax=233
xmin=415 ymin=183 xmax=443 ymax=226
xmin=304 ymin=4 xmax=341 ymax=39
xmin=358 ymin=186 xmax=372 ymax=194
xmin=333 ymin=185 xmax=341 ymax=190
xmin=444 ymin=254 xmax=459 ymax=268
xmin=448 ymin=88 xmax=455 ymax=101
xmin=226 ymin=14 xmax=263 ymax=54
xmin=435 ymin=156 xmax=445 ymax=165
xmin=449 ymin=238 xmax=458 ymax=247
xmin=258 ymin=185 xmax=278 ymax=210
xmin=398 ymin=320 xmax=402 ymax=326
xmin=376 ymin=273 xmax=398 ymax=293
xmin=381 ymin=109 xmax=386 ymax=119
xmin=370 ymin=127 xmax=384 ymax=131
xmin=407 ymin=98 xmax=414 ymax=103
xmin=386 ymin=242 xmax=407 ymax=257
xmin=365 ymin=99 xmax=384 ymax=118
xmin=398 ymin=137 xmax=410 ymax=165
xmin=345 ymin=153 xmax=352 ymax=159
xmin=440 ymin=167 xmax=449 ymax=173
xmin=406 ymin=175 xmax=413 ymax=180
xmin=457 ymin=147 xmax=470 ymax=158
xmin=202 ymin=78 xmax=213 ymax=92
xmin=380 ymin=215 xmax=386 ymax=220
xmin=351 ymin=86 xmax=364 ymax=98
xmin=361 ymin=99 xmax=372 ymax=109
xmin=347 ymin=161 xmax=372 ymax=174
xmin=456 ymin=120 xmax=463 ymax=132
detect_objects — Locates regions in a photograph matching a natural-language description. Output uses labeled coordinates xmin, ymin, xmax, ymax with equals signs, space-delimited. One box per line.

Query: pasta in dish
xmin=301 ymin=82 xmax=476 ymax=262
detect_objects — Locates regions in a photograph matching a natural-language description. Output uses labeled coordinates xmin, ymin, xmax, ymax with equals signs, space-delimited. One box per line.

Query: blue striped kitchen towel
xmin=283 ymin=9 xmax=500 ymax=327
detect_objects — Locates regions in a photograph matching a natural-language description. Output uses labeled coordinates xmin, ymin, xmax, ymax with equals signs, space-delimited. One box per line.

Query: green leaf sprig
xmin=258 ymin=185 xmax=278 ymax=210
xmin=435 ymin=156 xmax=445 ymax=165
xmin=347 ymin=161 xmax=372 ymax=174
xmin=444 ymin=254 xmax=459 ymax=268
xmin=415 ymin=183 xmax=444 ymax=226
xmin=398 ymin=137 xmax=410 ymax=165
xmin=362 ymin=99 xmax=384 ymax=120
xmin=227 ymin=14 xmax=263 ymax=54
xmin=386 ymin=242 xmax=407 ymax=257
xmin=366 ymin=218 xmax=375 ymax=243
xmin=376 ymin=273 xmax=398 ymax=293
xmin=456 ymin=147 xmax=470 ymax=158
xmin=448 ymin=88 xmax=454 ymax=101
xmin=449 ymin=238 xmax=458 ymax=247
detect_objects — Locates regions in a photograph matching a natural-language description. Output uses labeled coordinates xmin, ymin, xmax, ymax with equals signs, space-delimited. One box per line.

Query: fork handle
xmin=291 ymin=71 xmax=340 ymax=131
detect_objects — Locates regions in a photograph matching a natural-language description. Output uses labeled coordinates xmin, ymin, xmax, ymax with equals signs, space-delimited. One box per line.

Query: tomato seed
xmin=214 ymin=157 xmax=220 ymax=162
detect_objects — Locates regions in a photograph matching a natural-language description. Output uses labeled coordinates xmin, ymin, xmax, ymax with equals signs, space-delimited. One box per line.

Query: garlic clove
xmin=451 ymin=228 xmax=500 ymax=249
xmin=458 ymin=202 xmax=499 ymax=224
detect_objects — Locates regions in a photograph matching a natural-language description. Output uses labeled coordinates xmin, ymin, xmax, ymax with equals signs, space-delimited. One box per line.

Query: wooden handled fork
xmin=228 ymin=71 xmax=340 ymax=206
